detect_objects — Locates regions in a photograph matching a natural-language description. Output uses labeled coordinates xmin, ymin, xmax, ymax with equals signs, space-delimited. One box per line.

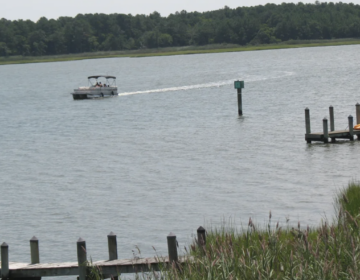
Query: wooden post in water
xmin=77 ymin=238 xmax=87 ymax=280
xmin=305 ymin=108 xmax=311 ymax=143
xmin=329 ymin=106 xmax=335 ymax=143
xmin=234 ymin=81 xmax=245 ymax=116
xmin=1 ymin=242 xmax=9 ymax=280
xmin=356 ymin=103 xmax=360 ymax=140
xmin=108 ymin=232 xmax=118 ymax=260
xmin=30 ymin=237 xmax=41 ymax=280
xmin=197 ymin=226 xmax=206 ymax=247
xmin=323 ymin=118 xmax=329 ymax=143
xmin=329 ymin=106 xmax=335 ymax=131
xmin=349 ymin=115 xmax=354 ymax=141
xmin=107 ymin=232 xmax=118 ymax=280
xmin=237 ymin=88 xmax=243 ymax=116
xmin=30 ymin=236 xmax=40 ymax=264
xmin=167 ymin=233 xmax=178 ymax=264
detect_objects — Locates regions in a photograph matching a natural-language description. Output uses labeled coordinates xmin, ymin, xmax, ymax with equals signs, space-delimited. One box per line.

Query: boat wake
xmin=118 ymin=71 xmax=294 ymax=96
xmin=118 ymin=80 xmax=234 ymax=96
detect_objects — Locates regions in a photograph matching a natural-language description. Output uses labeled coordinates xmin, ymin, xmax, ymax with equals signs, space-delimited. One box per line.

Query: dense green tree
xmin=0 ymin=42 xmax=11 ymax=56
xmin=47 ymin=31 xmax=66 ymax=54
xmin=1 ymin=2 xmax=360 ymax=56
xmin=251 ymin=24 xmax=279 ymax=44
xmin=28 ymin=30 xmax=47 ymax=55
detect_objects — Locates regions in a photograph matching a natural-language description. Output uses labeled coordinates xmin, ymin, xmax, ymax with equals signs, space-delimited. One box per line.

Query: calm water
xmin=1 ymin=45 xmax=360 ymax=267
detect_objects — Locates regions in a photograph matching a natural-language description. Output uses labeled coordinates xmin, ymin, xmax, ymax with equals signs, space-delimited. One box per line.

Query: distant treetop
xmin=1 ymin=2 xmax=360 ymax=57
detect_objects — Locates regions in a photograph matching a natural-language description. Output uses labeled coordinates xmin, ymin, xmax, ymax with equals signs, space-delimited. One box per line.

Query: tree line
xmin=1 ymin=1 xmax=360 ymax=57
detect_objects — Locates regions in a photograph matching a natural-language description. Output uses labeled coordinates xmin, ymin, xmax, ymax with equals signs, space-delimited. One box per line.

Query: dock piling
xmin=1 ymin=242 xmax=9 ymax=280
xmin=323 ymin=118 xmax=329 ymax=143
xmin=77 ymin=238 xmax=87 ymax=280
xmin=197 ymin=226 xmax=206 ymax=247
xmin=356 ymin=104 xmax=360 ymax=140
xmin=107 ymin=232 xmax=118 ymax=280
xmin=237 ymin=88 xmax=242 ymax=116
xmin=329 ymin=106 xmax=335 ymax=142
xmin=349 ymin=115 xmax=354 ymax=141
xmin=167 ymin=233 xmax=178 ymax=264
xmin=329 ymin=106 xmax=335 ymax=131
xmin=305 ymin=108 xmax=311 ymax=134
xmin=30 ymin=236 xmax=40 ymax=264
xmin=305 ymin=108 xmax=311 ymax=143
xmin=107 ymin=232 xmax=118 ymax=261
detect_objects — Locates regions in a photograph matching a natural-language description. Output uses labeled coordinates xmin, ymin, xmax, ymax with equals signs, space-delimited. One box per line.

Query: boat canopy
xmin=88 ymin=75 xmax=116 ymax=79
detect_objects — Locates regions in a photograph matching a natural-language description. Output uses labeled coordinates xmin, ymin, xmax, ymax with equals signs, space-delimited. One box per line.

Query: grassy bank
xmin=105 ymin=182 xmax=360 ymax=280
xmin=1 ymin=38 xmax=360 ymax=66
xmin=151 ymin=182 xmax=360 ymax=280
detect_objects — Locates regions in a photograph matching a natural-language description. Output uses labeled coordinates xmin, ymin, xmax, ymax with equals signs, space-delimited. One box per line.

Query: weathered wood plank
xmin=1 ymin=262 xmax=30 ymax=269
xmin=306 ymin=129 xmax=360 ymax=142
xmin=10 ymin=266 xmax=79 ymax=277
xmin=0 ymin=256 xmax=187 ymax=278
xmin=12 ymin=262 xmax=78 ymax=269
xmin=308 ymin=130 xmax=360 ymax=135
xmin=306 ymin=133 xmax=323 ymax=137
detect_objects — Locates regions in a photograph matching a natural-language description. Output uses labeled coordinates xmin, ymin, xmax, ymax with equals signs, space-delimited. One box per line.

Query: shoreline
xmin=1 ymin=38 xmax=360 ymax=65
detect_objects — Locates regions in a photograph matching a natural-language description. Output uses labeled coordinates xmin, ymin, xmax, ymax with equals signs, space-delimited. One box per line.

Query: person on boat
xmin=95 ymin=82 xmax=99 ymax=87
xmin=99 ymin=82 xmax=102 ymax=87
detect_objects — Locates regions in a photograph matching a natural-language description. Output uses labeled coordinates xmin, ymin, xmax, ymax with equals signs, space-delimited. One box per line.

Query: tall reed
xmin=91 ymin=182 xmax=360 ymax=280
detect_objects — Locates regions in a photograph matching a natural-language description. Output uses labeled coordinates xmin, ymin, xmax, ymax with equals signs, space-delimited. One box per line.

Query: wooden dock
xmin=305 ymin=129 xmax=360 ymax=143
xmin=305 ymin=104 xmax=360 ymax=143
xmin=0 ymin=257 xmax=175 ymax=278
xmin=0 ymin=228 xmax=207 ymax=279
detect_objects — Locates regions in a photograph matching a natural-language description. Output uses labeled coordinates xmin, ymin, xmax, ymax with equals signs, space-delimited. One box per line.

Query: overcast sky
xmin=2 ymin=0 xmax=360 ymax=22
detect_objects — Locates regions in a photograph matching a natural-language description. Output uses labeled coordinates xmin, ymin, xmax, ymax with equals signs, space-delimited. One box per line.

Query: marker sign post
xmin=234 ymin=80 xmax=245 ymax=115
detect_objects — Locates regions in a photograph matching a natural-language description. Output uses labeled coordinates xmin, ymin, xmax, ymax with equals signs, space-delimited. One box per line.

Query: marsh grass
xmin=336 ymin=181 xmax=360 ymax=218
xmin=1 ymin=38 xmax=360 ymax=65
xmin=89 ymin=182 xmax=360 ymax=279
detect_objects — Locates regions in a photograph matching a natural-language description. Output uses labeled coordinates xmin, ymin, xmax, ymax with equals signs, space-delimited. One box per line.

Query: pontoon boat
xmin=72 ymin=75 xmax=118 ymax=100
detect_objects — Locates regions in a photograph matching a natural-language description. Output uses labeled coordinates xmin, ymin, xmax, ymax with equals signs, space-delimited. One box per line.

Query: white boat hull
xmin=72 ymin=87 xmax=118 ymax=100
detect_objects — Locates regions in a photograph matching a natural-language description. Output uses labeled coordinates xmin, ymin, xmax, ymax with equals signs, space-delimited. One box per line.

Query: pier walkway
xmin=0 ymin=257 xmax=175 ymax=278
xmin=305 ymin=104 xmax=360 ymax=143
xmin=0 ymin=228 xmax=207 ymax=280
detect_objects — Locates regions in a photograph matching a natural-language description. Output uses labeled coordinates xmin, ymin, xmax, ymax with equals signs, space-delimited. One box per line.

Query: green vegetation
xmin=1 ymin=2 xmax=360 ymax=59
xmin=1 ymin=38 xmax=360 ymax=65
xmin=89 ymin=182 xmax=360 ymax=279
xmin=336 ymin=181 xmax=360 ymax=218
xmin=158 ymin=182 xmax=360 ymax=280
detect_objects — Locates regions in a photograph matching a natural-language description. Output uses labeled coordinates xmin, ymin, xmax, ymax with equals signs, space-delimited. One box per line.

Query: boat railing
xmin=76 ymin=86 xmax=117 ymax=91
